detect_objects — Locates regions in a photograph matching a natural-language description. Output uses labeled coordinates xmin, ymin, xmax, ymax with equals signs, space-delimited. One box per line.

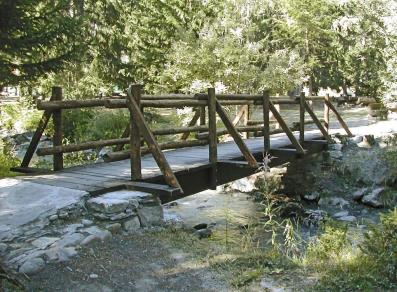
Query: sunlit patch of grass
xmin=300 ymin=210 xmax=397 ymax=291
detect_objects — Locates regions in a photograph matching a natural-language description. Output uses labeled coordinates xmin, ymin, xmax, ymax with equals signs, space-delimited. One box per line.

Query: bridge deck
xmin=21 ymin=130 xmax=324 ymax=198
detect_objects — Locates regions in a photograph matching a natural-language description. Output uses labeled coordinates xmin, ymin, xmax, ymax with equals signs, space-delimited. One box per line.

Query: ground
xmin=25 ymin=232 xmax=229 ymax=292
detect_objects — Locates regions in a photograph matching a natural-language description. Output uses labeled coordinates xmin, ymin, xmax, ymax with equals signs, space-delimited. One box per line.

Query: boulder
xmin=86 ymin=197 xmax=129 ymax=214
xmin=362 ymin=188 xmax=384 ymax=208
xmin=123 ymin=216 xmax=141 ymax=232
xmin=19 ymin=258 xmax=45 ymax=275
xmin=54 ymin=233 xmax=84 ymax=248
xmin=352 ymin=188 xmax=368 ymax=201
xmin=137 ymin=204 xmax=164 ymax=227
xmin=80 ymin=230 xmax=112 ymax=246
xmin=31 ymin=237 xmax=60 ymax=250
xmin=338 ymin=215 xmax=357 ymax=222
xmin=318 ymin=197 xmax=349 ymax=207
xmin=82 ymin=219 xmax=93 ymax=226
xmin=106 ymin=223 xmax=122 ymax=234
xmin=279 ymin=202 xmax=305 ymax=218
xmin=45 ymin=247 xmax=78 ymax=262
xmin=333 ymin=211 xmax=349 ymax=218
xmin=303 ymin=191 xmax=320 ymax=201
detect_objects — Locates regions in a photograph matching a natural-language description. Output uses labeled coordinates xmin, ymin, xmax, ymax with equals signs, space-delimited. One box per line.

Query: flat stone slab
xmin=0 ymin=178 xmax=88 ymax=239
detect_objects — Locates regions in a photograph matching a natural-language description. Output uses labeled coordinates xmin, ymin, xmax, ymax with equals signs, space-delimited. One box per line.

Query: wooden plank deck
xmin=21 ymin=130 xmax=324 ymax=195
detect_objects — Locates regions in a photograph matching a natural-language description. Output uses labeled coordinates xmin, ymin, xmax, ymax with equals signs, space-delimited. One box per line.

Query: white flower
xmin=215 ymin=82 xmax=227 ymax=93
xmin=189 ymin=80 xmax=211 ymax=93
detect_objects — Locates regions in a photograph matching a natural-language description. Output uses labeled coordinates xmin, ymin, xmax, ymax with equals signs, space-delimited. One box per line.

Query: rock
xmin=227 ymin=177 xmax=256 ymax=192
xmin=280 ymin=202 xmax=305 ymax=218
xmin=195 ymin=228 xmax=212 ymax=239
xmin=83 ymin=226 xmax=104 ymax=235
xmin=103 ymin=192 xmax=141 ymax=209
xmin=86 ymin=197 xmax=129 ymax=214
xmin=91 ymin=213 xmax=111 ymax=220
xmin=333 ymin=211 xmax=349 ymax=218
xmin=19 ymin=258 xmax=45 ymax=275
xmin=364 ymin=135 xmax=376 ymax=146
xmin=303 ymin=191 xmax=320 ymax=201
xmin=58 ymin=211 xmax=69 ymax=219
xmin=63 ymin=223 xmax=83 ymax=234
xmin=95 ymin=230 xmax=112 ymax=242
xmin=328 ymin=150 xmax=343 ymax=159
xmin=303 ymin=209 xmax=327 ymax=227
xmin=106 ymin=223 xmax=122 ymax=234
xmin=362 ymin=188 xmax=384 ymax=208
xmin=89 ymin=273 xmax=99 ymax=279
xmin=165 ymin=201 xmax=178 ymax=208
xmin=352 ymin=188 xmax=368 ymax=201
xmin=82 ymin=219 xmax=94 ymax=226
xmin=137 ymin=205 xmax=164 ymax=227
xmin=0 ymin=243 xmax=8 ymax=253
xmin=31 ymin=237 xmax=60 ymax=249
xmin=193 ymin=223 xmax=208 ymax=230
xmin=270 ymin=167 xmax=287 ymax=175
xmin=163 ymin=212 xmax=184 ymax=228
xmin=318 ymin=197 xmax=349 ymax=207
xmin=80 ymin=230 xmax=112 ymax=246
xmin=349 ymin=136 xmax=363 ymax=144
xmin=45 ymin=247 xmax=78 ymax=262
xmin=329 ymin=144 xmax=343 ymax=151
xmin=338 ymin=215 xmax=357 ymax=222
xmin=357 ymin=141 xmax=371 ymax=148
xmin=55 ymin=233 xmax=84 ymax=248
xmin=123 ymin=216 xmax=141 ymax=232
xmin=110 ymin=212 xmax=134 ymax=221
xmin=49 ymin=214 xmax=59 ymax=221
xmin=81 ymin=235 xmax=101 ymax=246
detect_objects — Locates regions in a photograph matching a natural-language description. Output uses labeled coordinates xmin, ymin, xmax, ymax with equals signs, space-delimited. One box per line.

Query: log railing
xmin=15 ymin=86 xmax=353 ymax=191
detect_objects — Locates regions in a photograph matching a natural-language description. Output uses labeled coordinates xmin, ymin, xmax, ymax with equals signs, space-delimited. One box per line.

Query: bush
xmin=360 ymin=209 xmax=397 ymax=282
xmin=0 ymin=141 xmax=20 ymax=178
xmin=310 ymin=210 xmax=397 ymax=291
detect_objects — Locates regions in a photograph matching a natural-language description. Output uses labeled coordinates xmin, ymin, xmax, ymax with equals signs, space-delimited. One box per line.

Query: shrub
xmin=0 ymin=141 xmax=20 ymax=178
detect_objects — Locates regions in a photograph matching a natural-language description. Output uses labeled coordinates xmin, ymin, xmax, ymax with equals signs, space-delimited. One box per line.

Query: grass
xmin=301 ymin=209 xmax=397 ymax=291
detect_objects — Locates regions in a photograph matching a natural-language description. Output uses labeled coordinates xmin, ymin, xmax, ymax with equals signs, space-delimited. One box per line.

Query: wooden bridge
xmin=12 ymin=85 xmax=352 ymax=203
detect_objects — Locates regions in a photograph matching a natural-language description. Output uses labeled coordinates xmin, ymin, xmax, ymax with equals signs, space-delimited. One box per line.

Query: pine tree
xmin=0 ymin=0 xmax=84 ymax=87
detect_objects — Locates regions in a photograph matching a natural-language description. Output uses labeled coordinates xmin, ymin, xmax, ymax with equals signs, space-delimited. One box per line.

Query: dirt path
xmin=25 ymin=232 xmax=228 ymax=292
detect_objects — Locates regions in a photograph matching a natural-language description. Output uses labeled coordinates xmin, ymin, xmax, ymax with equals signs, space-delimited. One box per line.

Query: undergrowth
xmin=0 ymin=140 xmax=20 ymax=178
xmin=306 ymin=209 xmax=397 ymax=291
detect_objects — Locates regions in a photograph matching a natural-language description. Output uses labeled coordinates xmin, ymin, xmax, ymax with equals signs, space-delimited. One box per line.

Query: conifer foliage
xmin=0 ymin=0 xmax=84 ymax=86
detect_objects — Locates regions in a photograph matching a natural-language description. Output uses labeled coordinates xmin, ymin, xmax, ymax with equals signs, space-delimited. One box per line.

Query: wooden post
xmin=274 ymin=104 xmax=281 ymax=129
xmin=21 ymin=97 xmax=55 ymax=167
xmin=200 ymin=106 xmax=206 ymax=127
xmin=181 ymin=109 xmax=201 ymax=140
xmin=115 ymin=125 xmax=130 ymax=151
xmin=324 ymin=94 xmax=330 ymax=133
xmin=215 ymin=101 xmax=258 ymax=167
xmin=244 ymin=105 xmax=250 ymax=139
xmin=263 ymin=90 xmax=270 ymax=152
xmin=126 ymin=90 xmax=182 ymax=190
xmin=208 ymin=88 xmax=217 ymax=190
xmin=52 ymin=87 xmax=63 ymax=171
xmin=299 ymin=92 xmax=306 ymax=145
xmin=304 ymin=101 xmax=333 ymax=143
xmin=269 ymin=101 xmax=305 ymax=154
xmin=324 ymin=99 xmax=353 ymax=137
xmin=128 ymin=84 xmax=142 ymax=180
